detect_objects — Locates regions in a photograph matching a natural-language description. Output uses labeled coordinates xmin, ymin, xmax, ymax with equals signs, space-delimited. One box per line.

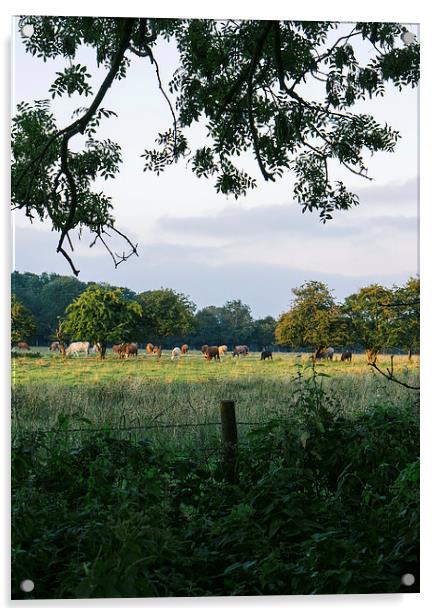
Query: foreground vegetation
xmin=11 ymin=354 xmax=419 ymax=598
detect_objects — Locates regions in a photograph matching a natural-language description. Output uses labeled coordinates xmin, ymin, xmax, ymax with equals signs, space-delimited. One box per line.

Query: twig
xmin=368 ymin=355 xmax=420 ymax=390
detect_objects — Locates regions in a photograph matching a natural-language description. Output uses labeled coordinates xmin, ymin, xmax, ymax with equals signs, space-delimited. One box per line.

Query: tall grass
xmin=12 ymin=352 xmax=419 ymax=452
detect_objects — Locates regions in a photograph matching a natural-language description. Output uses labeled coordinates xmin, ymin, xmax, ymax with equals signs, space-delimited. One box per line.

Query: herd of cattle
xmin=15 ymin=340 xmax=353 ymax=362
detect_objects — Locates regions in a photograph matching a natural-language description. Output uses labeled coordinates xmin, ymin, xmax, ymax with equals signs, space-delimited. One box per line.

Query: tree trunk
xmin=408 ymin=348 xmax=413 ymax=362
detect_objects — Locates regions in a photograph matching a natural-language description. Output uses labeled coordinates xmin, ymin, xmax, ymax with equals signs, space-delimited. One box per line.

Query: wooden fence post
xmin=220 ymin=400 xmax=238 ymax=484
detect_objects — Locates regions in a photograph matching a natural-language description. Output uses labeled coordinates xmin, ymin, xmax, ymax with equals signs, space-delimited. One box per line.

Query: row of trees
xmin=53 ymin=289 xmax=278 ymax=359
xmin=276 ymin=278 xmax=420 ymax=361
xmin=12 ymin=272 xmax=419 ymax=360
xmin=11 ymin=272 xmax=277 ymax=354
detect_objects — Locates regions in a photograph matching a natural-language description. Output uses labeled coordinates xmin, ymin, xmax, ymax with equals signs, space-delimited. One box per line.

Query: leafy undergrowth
xmin=11 ymin=375 xmax=419 ymax=598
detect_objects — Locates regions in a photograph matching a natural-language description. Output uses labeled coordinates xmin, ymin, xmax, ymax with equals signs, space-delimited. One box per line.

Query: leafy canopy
xmin=275 ymin=280 xmax=340 ymax=350
xmin=11 ymin=294 xmax=37 ymax=344
xmin=12 ymin=17 xmax=419 ymax=274
xmin=342 ymin=284 xmax=396 ymax=358
xmin=387 ymin=277 xmax=420 ymax=355
xmin=137 ymin=288 xmax=196 ymax=342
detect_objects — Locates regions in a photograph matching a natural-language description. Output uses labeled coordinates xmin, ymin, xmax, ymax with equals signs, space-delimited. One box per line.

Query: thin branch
xmin=97 ymin=232 xmax=119 ymax=268
xmin=108 ymin=225 xmax=139 ymax=256
xmin=246 ymin=24 xmax=275 ymax=182
xmin=273 ymin=22 xmax=374 ymax=181
xmin=290 ymin=26 xmax=362 ymax=91
xmin=48 ymin=18 xmax=135 ymax=275
xmin=150 ymin=52 xmax=179 ymax=158
xmin=368 ymin=356 xmax=420 ymax=390
xmin=215 ymin=21 xmax=274 ymax=120
xmin=56 ymin=244 xmax=80 ymax=276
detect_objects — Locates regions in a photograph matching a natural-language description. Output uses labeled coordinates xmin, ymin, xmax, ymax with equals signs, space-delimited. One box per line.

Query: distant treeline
xmin=11 ymin=272 xmax=419 ymax=358
xmin=11 ymin=271 xmax=277 ymax=350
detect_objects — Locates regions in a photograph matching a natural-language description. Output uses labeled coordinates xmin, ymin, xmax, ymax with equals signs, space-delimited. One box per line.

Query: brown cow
xmin=17 ymin=341 xmax=30 ymax=351
xmin=205 ymin=346 xmax=220 ymax=361
xmin=146 ymin=342 xmax=154 ymax=354
xmin=153 ymin=346 xmax=162 ymax=359
xmin=113 ymin=344 xmax=122 ymax=357
xmin=232 ymin=345 xmax=249 ymax=357
xmin=181 ymin=344 xmax=189 ymax=355
xmin=49 ymin=341 xmax=60 ymax=352
xmin=218 ymin=345 xmax=228 ymax=356
xmin=120 ymin=342 xmax=138 ymax=358
xmin=201 ymin=344 xmax=209 ymax=355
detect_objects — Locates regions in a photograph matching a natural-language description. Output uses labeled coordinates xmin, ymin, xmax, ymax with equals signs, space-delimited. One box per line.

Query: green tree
xmin=38 ymin=275 xmax=88 ymax=337
xmin=136 ymin=288 xmax=195 ymax=345
xmin=63 ymin=286 xmax=142 ymax=358
xmin=275 ymin=281 xmax=340 ymax=354
xmin=12 ymin=17 xmax=419 ymax=274
xmin=11 ymin=294 xmax=37 ymax=345
xmin=12 ymin=271 xmax=87 ymax=342
xmin=250 ymin=316 xmax=278 ymax=351
xmin=392 ymin=277 xmax=420 ymax=360
xmin=190 ymin=306 xmax=224 ymax=347
xmin=342 ymin=284 xmax=396 ymax=362
xmin=220 ymin=300 xmax=254 ymax=347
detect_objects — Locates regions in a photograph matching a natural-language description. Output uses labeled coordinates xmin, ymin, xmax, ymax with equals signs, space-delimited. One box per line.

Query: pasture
xmin=12 ymin=349 xmax=419 ymax=446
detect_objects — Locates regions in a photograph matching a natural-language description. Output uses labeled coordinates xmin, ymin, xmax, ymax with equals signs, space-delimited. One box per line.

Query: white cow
xmin=66 ymin=341 xmax=90 ymax=357
xmin=171 ymin=347 xmax=181 ymax=360
xmin=316 ymin=346 xmax=335 ymax=360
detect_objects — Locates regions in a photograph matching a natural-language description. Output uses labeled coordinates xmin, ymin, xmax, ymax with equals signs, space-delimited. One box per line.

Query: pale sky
xmin=12 ymin=18 xmax=419 ymax=317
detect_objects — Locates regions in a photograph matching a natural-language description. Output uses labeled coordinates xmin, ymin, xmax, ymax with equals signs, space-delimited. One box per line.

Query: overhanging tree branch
xmin=21 ymin=18 xmax=136 ymax=275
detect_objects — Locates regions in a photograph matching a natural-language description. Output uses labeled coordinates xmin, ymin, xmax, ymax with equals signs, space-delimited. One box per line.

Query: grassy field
xmin=11 ymin=349 xmax=420 ymax=445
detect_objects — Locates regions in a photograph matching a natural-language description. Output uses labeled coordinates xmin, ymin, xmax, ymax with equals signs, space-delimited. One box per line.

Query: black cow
xmin=260 ymin=351 xmax=273 ymax=360
xmin=341 ymin=350 xmax=352 ymax=362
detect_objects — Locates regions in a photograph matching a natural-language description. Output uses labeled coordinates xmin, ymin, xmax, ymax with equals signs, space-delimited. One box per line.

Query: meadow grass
xmin=11 ymin=349 xmax=419 ymax=448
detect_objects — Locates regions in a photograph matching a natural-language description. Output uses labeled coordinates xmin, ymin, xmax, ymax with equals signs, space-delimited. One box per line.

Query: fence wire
xmin=13 ymin=418 xmax=277 ymax=436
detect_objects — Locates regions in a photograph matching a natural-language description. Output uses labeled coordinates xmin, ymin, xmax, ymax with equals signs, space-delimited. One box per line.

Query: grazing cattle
xmin=232 ymin=345 xmax=249 ymax=357
xmin=146 ymin=343 xmax=154 ymax=354
xmin=181 ymin=344 xmax=189 ymax=355
xmin=315 ymin=346 xmax=335 ymax=360
xmin=66 ymin=341 xmax=90 ymax=357
xmin=201 ymin=344 xmax=209 ymax=355
xmin=49 ymin=341 xmax=60 ymax=352
xmin=153 ymin=346 xmax=162 ymax=359
xmin=171 ymin=347 xmax=181 ymax=360
xmin=260 ymin=351 xmax=273 ymax=360
xmin=205 ymin=345 xmax=220 ymax=361
xmin=120 ymin=342 xmax=138 ymax=358
xmin=341 ymin=350 xmax=352 ymax=362
xmin=17 ymin=341 xmax=30 ymax=351
xmin=113 ymin=344 xmax=122 ymax=356
xmin=218 ymin=345 xmax=228 ymax=356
